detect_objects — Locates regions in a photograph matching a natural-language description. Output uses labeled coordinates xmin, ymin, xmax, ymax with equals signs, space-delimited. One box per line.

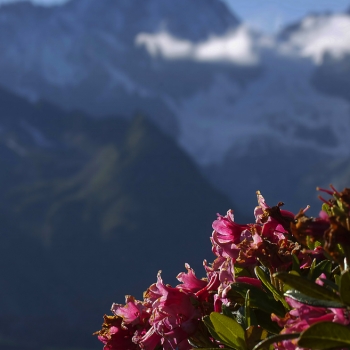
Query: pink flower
xmin=95 ymin=315 xmax=139 ymax=350
xmin=194 ymin=259 xmax=220 ymax=303
xmin=141 ymin=272 xmax=202 ymax=350
xmin=211 ymin=194 xmax=302 ymax=270
xmin=212 ymin=210 xmax=249 ymax=243
xmin=112 ymin=295 xmax=151 ymax=328
xmin=95 ymin=296 xmax=157 ymax=349
xmin=254 ymin=191 xmax=294 ymax=242
xmin=202 ymin=257 xmax=261 ymax=312
xmin=211 ymin=210 xmax=249 ymax=260
xmin=255 ymin=191 xmax=295 ymax=232
xmin=214 ymin=258 xmax=235 ymax=312
xmin=272 ymin=297 xmax=350 ymax=350
xmin=176 ymin=263 xmax=208 ymax=293
xmin=137 ymin=327 xmax=162 ymax=350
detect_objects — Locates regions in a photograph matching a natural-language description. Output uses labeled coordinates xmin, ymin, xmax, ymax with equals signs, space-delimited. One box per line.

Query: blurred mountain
xmin=198 ymin=11 xmax=350 ymax=213
xmin=279 ymin=12 xmax=350 ymax=103
xmin=0 ymin=0 xmax=349 ymax=215
xmin=0 ymin=87 xmax=233 ymax=349
xmin=0 ymin=0 xmax=241 ymax=138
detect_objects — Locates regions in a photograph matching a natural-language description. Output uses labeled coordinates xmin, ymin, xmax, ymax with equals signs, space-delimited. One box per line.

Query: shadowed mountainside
xmin=0 ymin=88 xmax=235 ymax=349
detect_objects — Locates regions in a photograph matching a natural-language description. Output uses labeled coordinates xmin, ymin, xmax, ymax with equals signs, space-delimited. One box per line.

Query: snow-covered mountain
xmin=0 ymin=0 xmax=240 ymax=138
xmin=0 ymin=0 xmax=350 ymax=213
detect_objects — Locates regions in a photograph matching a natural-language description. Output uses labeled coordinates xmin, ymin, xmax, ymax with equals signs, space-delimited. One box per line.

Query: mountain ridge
xmin=1 ymin=0 xmax=350 ymax=212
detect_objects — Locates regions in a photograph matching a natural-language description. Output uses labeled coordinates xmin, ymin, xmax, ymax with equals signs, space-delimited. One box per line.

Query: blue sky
xmin=223 ymin=0 xmax=350 ymax=33
xmin=0 ymin=0 xmax=349 ymax=33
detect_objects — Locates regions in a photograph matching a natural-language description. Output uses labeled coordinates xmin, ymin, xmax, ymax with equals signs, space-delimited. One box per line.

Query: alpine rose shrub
xmin=95 ymin=186 xmax=350 ymax=350
xmin=272 ymin=296 xmax=350 ymax=350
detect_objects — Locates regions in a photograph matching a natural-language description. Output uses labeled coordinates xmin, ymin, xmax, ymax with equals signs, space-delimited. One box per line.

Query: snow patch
xmin=171 ymin=50 xmax=350 ymax=165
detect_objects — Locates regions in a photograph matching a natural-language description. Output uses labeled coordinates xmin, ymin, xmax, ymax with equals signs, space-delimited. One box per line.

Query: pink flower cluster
xmin=96 ymin=190 xmax=350 ymax=350
xmin=96 ymin=267 xmax=215 ymax=350
xmin=211 ymin=192 xmax=312 ymax=273
xmin=272 ymin=296 xmax=350 ymax=350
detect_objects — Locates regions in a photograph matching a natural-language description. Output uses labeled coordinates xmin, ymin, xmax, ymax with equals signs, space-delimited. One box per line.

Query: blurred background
xmin=0 ymin=0 xmax=349 ymax=349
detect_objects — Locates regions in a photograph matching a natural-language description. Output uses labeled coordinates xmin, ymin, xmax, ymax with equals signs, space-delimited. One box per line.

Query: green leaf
xmin=235 ymin=265 xmax=251 ymax=278
xmin=255 ymin=267 xmax=290 ymax=310
xmin=221 ymin=304 xmax=236 ymax=320
xmin=332 ymin=265 xmax=341 ymax=276
xmin=308 ymin=260 xmax=332 ymax=281
xmin=274 ymin=272 xmax=342 ymax=302
xmin=227 ymin=282 xmax=285 ymax=317
xmin=281 ymin=270 xmax=299 ymax=294
xmin=227 ymin=287 xmax=245 ymax=305
xmin=298 ymin=322 xmax=350 ymax=349
xmin=235 ymin=307 xmax=246 ymax=328
xmin=306 ymin=236 xmax=315 ymax=250
xmin=252 ymin=333 xmax=300 ymax=350
xmin=322 ymin=203 xmax=331 ymax=216
xmin=188 ymin=320 xmax=221 ymax=349
xmin=203 ymin=314 xmax=241 ymax=349
xmin=245 ymin=326 xmax=269 ymax=350
xmin=291 ymin=254 xmax=300 ymax=274
xmin=284 ymin=290 xmax=345 ymax=308
xmin=335 ymin=196 xmax=347 ymax=212
xmin=335 ymin=274 xmax=341 ymax=287
xmin=209 ymin=312 xmax=247 ymax=350
xmin=245 ymin=290 xmax=251 ymax=328
xmin=306 ymin=237 xmax=322 ymax=250
xmin=308 ymin=259 xmax=317 ymax=279
xmin=247 ymin=308 xmax=259 ymax=328
xmin=203 ymin=315 xmax=222 ymax=345
xmin=340 ymin=269 xmax=350 ymax=306
xmin=319 ymin=277 xmax=339 ymax=292
xmin=254 ymin=310 xmax=282 ymax=335
xmin=221 ymin=305 xmax=249 ymax=329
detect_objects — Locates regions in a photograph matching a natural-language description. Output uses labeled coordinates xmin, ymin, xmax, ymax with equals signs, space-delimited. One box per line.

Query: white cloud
xmin=135 ymin=32 xmax=193 ymax=59
xmin=283 ymin=14 xmax=350 ymax=64
xmin=135 ymin=26 xmax=259 ymax=65
xmin=194 ymin=27 xmax=258 ymax=64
